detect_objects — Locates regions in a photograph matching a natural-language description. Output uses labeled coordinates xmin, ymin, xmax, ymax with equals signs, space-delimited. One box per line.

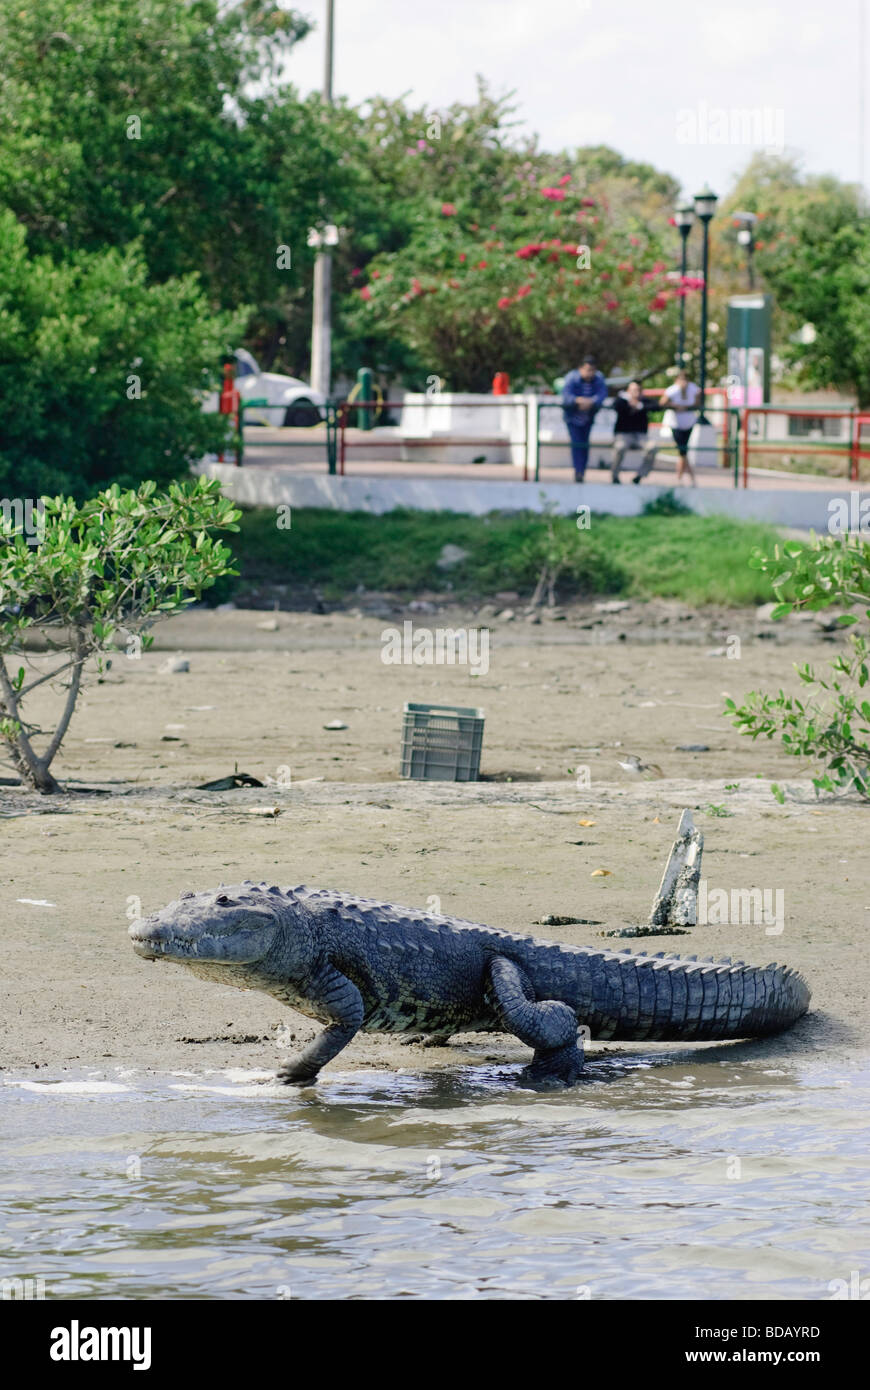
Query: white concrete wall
xmin=197 ymin=460 xmax=863 ymax=529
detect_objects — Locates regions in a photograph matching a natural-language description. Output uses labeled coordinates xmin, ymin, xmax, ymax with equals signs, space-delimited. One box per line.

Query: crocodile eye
xmin=216 ymin=894 xmax=231 ymax=905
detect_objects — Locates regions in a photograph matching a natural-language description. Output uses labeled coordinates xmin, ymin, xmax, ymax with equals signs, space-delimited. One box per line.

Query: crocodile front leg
xmin=277 ymin=961 xmax=364 ymax=1084
xmin=486 ymin=955 xmax=584 ymax=1089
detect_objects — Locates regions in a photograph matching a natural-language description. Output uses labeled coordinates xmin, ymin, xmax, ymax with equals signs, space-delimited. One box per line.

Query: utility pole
xmin=309 ymin=0 xmax=335 ymax=397
xmin=856 ymin=0 xmax=861 ymax=193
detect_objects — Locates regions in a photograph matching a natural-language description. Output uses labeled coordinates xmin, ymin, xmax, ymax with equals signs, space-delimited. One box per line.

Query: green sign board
xmin=726 ymin=294 xmax=773 ymax=406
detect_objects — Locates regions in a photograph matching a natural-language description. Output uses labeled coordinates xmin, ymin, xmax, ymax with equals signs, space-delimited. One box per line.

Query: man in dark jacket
xmin=561 ymin=355 xmax=608 ymax=482
xmin=611 ymin=379 xmax=658 ymax=483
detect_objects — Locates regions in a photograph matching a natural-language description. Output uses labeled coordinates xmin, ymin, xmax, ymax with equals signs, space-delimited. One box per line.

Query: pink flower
xmin=558 ymin=174 xmax=572 ymax=186
xmin=416 ymin=139 xmax=427 ymax=150
xmin=497 ymin=296 xmax=513 ymax=309
xmin=667 ymin=217 xmax=676 ymax=226
xmin=581 ymin=197 xmax=596 ymax=207
xmin=575 ymin=304 xmax=588 ymax=315
xmin=649 ymin=294 xmax=669 ymax=310
xmin=541 ymin=187 xmax=566 ymax=201
xmin=371 ymin=269 xmax=380 ymax=279
xmin=604 ymin=297 xmax=619 ymax=310
xmin=516 ymin=284 xmax=532 ymax=298
xmin=652 ymin=260 xmax=667 ymax=273
xmin=617 ymin=262 xmax=633 ymax=272
xmin=459 ymin=253 xmax=467 ymax=263
xmin=360 ymin=286 xmax=372 ymax=301
xmin=441 ymin=202 xmax=457 ymax=216
xmin=476 ymin=260 xmax=488 ymax=269
xmin=411 ymin=277 xmax=423 ymax=294
xmin=350 ymin=268 xmax=361 ymax=278
xmin=599 ymin=271 xmax=611 ymax=281
xmin=629 ymin=235 xmax=642 ymax=246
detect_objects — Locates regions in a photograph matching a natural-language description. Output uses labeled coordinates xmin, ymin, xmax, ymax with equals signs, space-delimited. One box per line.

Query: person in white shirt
xmin=659 ymin=370 xmax=700 ymax=485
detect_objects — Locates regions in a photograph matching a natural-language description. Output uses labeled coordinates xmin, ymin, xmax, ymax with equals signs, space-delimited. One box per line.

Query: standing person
xmin=611 ymin=380 xmax=658 ymax=483
xmin=561 ymin=355 xmax=608 ymax=482
xmin=659 ymin=370 xmax=701 ymax=485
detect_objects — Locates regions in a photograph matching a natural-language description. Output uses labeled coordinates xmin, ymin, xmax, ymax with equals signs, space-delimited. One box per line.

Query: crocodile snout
xmin=129 ymin=917 xmax=172 ymax=959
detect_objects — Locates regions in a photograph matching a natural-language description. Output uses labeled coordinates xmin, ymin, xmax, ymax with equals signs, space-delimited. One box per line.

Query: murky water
xmin=2 ymin=1051 xmax=868 ymax=1300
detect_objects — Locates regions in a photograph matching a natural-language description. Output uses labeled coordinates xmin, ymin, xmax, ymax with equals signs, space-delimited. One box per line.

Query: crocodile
xmin=129 ymin=882 xmax=811 ymax=1088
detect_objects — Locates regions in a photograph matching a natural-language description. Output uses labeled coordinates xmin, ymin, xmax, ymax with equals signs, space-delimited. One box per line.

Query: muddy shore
xmin=2 ymin=603 xmax=866 ymax=1080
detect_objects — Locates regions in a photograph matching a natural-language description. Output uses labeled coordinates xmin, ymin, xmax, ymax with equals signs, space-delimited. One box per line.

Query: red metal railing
xmin=738 ymin=405 xmax=862 ymax=488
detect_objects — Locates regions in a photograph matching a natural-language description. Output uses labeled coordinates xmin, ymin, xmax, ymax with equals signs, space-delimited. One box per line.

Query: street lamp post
xmin=673 ymin=204 xmax=695 ymax=368
xmin=732 ymin=210 xmax=758 ymax=290
xmin=309 ymin=0 xmax=335 ymax=398
xmin=693 ymin=184 xmax=718 ymax=425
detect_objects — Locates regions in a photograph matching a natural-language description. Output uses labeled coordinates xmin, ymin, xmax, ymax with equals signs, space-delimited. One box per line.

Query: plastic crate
xmin=399 ymin=702 xmax=484 ymax=782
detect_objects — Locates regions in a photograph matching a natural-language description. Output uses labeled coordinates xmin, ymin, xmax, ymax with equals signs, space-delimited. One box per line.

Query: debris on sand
xmin=648 ymin=809 xmax=703 ymax=927
xmin=195 ymin=772 xmax=264 ymax=791
xmin=599 ymin=924 xmax=691 ymax=938
xmin=535 ymin=914 xmax=602 ymax=927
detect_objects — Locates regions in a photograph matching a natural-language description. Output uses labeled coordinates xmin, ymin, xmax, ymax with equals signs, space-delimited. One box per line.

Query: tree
xmin=0 ymin=0 xmax=353 ymax=373
xmin=717 ymin=154 xmax=870 ymax=403
xmin=0 ymin=478 xmax=239 ymax=793
xmin=345 ymin=154 xmax=700 ymax=389
xmin=0 ymin=210 xmax=247 ymax=497
xmin=726 ymin=531 xmax=870 ymax=799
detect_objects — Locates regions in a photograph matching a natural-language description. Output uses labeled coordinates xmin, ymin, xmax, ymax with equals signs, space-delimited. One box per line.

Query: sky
xmin=282 ymin=0 xmax=865 ymax=200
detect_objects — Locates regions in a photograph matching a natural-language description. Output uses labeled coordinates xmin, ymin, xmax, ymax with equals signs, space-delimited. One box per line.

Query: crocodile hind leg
xmin=277 ymin=962 xmax=364 ymax=1084
xmin=486 ymin=955 xmax=584 ymax=1088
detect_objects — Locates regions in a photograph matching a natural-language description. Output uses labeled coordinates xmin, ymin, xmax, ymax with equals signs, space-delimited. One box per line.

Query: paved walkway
xmin=230 ymin=428 xmax=855 ymax=494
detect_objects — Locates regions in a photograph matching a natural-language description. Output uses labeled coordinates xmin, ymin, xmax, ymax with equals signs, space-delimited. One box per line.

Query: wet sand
xmin=2 ymin=604 xmax=867 ymax=1079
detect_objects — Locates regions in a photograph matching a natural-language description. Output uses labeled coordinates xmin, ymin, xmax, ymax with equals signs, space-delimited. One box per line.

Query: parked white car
xmin=204 ymin=349 xmax=326 ymax=427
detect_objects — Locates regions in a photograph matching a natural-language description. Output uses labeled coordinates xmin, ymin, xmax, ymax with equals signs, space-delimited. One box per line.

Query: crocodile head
xmin=130 ymin=883 xmax=283 ymax=967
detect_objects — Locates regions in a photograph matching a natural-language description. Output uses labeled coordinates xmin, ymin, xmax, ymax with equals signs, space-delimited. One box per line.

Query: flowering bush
xmin=348 ymin=168 xmax=699 ymax=389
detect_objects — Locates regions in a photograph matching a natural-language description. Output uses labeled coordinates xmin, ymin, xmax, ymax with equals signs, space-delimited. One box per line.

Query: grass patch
xmin=211 ymin=506 xmax=786 ymax=608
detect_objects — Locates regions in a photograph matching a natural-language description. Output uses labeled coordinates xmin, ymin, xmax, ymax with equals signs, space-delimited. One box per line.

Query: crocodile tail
xmin=586 ymin=949 xmax=812 ymax=1042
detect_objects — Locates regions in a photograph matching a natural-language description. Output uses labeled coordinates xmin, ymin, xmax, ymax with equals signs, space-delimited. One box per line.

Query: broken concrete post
xmin=648 ymin=809 xmax=703 ymax=926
